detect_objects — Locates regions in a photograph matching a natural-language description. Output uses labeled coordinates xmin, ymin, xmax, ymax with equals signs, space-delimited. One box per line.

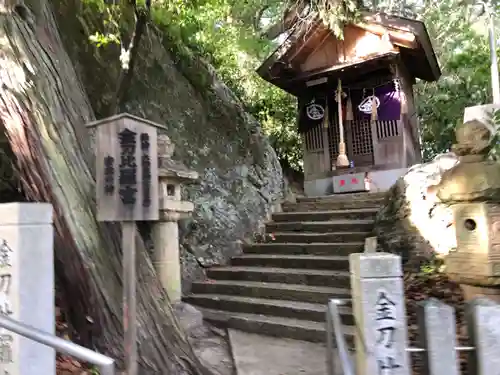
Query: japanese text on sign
xmin=0 ymin=239 xmax=14 ymax=375
xmin=140 ymin=133 xmax=151 ymax=208
xmin=118 ymin=128 xmax=138 ymax=205
xmin=374 ymin=289 xmax=401 ymax=375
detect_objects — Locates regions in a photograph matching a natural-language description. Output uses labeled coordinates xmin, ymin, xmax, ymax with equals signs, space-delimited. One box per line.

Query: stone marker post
xmin=417 ymin=298 xmax=459 ymax=375
xmin=0 ymin=203 xmax=54 ymax=375
xmin=349 ymin=252 xmax=410 ymax=375
xmin=466 ymin=297 xmax=500 ymax=375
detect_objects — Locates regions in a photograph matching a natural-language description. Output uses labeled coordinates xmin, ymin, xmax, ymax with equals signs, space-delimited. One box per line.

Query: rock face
xmin=374 ymin=153 xmax=459 ymax=267
xmin=49 ymin=0 xmax=284 ymax=290
xmin=0 ymin=0 xmax=282 ymax=372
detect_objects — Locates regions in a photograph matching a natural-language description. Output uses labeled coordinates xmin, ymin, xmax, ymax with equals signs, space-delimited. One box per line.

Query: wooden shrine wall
xmin=303 ymin=118 xmax=415 ymax=180
xmin=396 ymin=61 xmax=422 ymax=165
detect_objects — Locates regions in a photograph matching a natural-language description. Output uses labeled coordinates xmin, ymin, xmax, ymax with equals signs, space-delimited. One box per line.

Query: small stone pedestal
xmin=152 ymin=135 xmax=198 ymax=303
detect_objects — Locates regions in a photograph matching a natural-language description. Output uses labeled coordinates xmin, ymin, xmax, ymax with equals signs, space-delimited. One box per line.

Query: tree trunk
xmin=0 ymin=4 xmax=210 ymax=374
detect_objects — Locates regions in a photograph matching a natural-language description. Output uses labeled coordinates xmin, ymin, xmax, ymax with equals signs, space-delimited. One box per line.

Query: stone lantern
xmin=434 ymin=107 xmax=500 ymax=301
xmin=153 ymin=134 xmax=198 ymax=304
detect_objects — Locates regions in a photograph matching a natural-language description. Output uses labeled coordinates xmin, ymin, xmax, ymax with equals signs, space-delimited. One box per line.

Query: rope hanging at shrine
xmin=297 ymin=78 xmax=408 ymax=133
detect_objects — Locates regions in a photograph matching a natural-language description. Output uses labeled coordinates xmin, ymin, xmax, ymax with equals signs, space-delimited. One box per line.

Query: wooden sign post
xmin=87 ymin=113 xmax=163 ymax=375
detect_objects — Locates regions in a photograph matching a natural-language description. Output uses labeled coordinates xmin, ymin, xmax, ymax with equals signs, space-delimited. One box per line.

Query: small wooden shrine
xmin=257 ymin=12 xmax=441 ymax=196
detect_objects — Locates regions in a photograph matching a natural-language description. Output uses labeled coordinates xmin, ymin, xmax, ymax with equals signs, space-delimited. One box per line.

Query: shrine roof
xmin=256 ymin=11 xmax=441 ymax=96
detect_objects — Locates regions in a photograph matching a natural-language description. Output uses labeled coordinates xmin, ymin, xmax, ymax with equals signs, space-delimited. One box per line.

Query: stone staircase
xmin=184 ymin=192 xmax=386 ymax=343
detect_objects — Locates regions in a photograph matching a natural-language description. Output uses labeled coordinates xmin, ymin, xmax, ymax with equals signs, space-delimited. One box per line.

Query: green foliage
xmin=415 ymin=0 xmax=498 ymax=161
xmin=82 ymin=0 xmax=500 ymax=171
xmin=419 ymin=256 xmax=445 ymax=276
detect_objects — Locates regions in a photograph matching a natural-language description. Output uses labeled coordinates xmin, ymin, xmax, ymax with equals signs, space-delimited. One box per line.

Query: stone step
xmin=207 ymin=266 xmax=350 ymax=288
xmin=272 ymin=208 xmax=379 ymax=222
xmin=283 ymin=201 xmax=384 ymax=212
xmin=191 ymin=280 xmax=351 ymax=304
xmin=199 ymin=307 xmax=355 ymax=344
xmin=231 ymin=254 xmax=349 ymax=270
xmin=271 ymin=232 xmax=370 ymax=243
xmin=283 ymin=197 xmax=384 ymax=212
xmin=266 ymin=220 xmax=374 ymax=233
xmin=243 ymin=242 xmax=365 ymax=256
xmin=296 ymin=192 xmax=387 ymax=203
xmin=184 ymin=294 xmax=354 ymax=324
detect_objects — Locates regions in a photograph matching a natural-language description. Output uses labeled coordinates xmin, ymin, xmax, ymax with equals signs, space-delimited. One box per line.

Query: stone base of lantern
xmin=460 ymin=284 xmax=500 ymax=303
xmin=152 ymin=202 xmax=194 ymax=304
xmin=153 ymin=218 xmax=182 ymax=303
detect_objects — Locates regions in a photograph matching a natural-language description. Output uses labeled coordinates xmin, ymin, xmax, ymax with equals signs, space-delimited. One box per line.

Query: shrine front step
xmin=206 ymin=267 xmax=351 ymax=288
xmin=281 ymin=192 xmax=385 ymax=212
xmin=272 ymin=208 xmax=379 ymax=222
xmin=266 ymin=220 xmax=374 ymax=233
xmin=242 ymin=242 xmax=365 ymax=256
xmin=283 ymin=199 xmax=385 ymax=212
xmin=191 ymin=280 xmax=352 ymax=305
xmin=199 ymin=307 xmax=356 ymax=345
xmin=230 ymin=254 xmax=350 ymax=271
xmin=296 ymin=192 xmax=386 ymax=203
xmin=270 ymin=231 xmax=370 ymax=243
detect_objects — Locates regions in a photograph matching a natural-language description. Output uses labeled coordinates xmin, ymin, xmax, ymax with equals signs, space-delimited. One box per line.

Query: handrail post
xmin=326 ymin=298 xmax=355 ymax=375
xmin=0 ymin=314 xmax=115 ymax=375
xmin=326 ymin=301 xmax=334 ymax=374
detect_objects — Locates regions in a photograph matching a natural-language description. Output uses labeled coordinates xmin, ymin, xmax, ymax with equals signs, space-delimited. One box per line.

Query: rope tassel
xmin=323 ymin=101 xmax=329 ymax=128
xmin=400 ymin=91 xmax=408 ymax=121
xmin=370 ymin=89 xmax=378 ymax=122
xmin=345 ymin=92 xmax=354 ymax=121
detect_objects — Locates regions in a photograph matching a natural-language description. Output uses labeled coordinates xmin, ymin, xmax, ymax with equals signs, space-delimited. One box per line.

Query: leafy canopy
xmin=84 ymin=0 xmax=500 ymax=168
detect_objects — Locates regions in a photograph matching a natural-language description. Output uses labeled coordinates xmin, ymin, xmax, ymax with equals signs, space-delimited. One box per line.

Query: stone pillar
xmin=349 ymin=252 xmax=410 ymax=375
xmin=0 ymin=203 xmax=54 ymax=375
xmin=153 ymin=134 xmax=197 ymax=304
xmin=153 ymin=213 xmax=182 ymax=303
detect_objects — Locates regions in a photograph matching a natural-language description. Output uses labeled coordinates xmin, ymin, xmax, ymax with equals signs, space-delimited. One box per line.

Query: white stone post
xmin=153 ymin=212 xmax=183 ymax=303
xmin=466 ymin=297 xmax=500 ymax=375
xmin=349 ymin=252 xmax=410 ymax=375
xmin=0 ymin=203 xmax=54 ymax=375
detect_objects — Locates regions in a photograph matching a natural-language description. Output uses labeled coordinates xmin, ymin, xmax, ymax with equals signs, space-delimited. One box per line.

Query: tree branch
xmin=260 ymin=1 xmax=309 ymax=40
xmin=109 ymin=0 xmax=151 ymax=115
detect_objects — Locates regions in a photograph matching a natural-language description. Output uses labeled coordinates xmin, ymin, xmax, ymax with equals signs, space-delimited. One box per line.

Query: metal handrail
xmin=0 ymin=314 xmax=115 ymax=375
xmin=326 ymin=298 xmax=477 ymax=375
xmin=326 ymin=298 xmax=355 ymax=375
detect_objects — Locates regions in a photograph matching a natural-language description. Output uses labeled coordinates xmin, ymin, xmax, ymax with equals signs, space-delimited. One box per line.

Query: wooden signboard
xmin=87 ymin=113 xmax=165 ymax=375
xmin=87 ymin=113 xmax=162 ymax=222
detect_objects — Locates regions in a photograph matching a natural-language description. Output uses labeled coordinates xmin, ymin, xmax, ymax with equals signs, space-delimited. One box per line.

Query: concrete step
xmin=184 ymin=294 xmax=354 ymax=324
xmin=283 ymin=196 xmax=385 ymax=212
xmin=191 ymin=280 xmax=351 ymax=304
xmin=266 ymin=220 xmax=374 ymax=233
xmin=272 ymin=208 xmax=378 ymax=222
xmin=231 ymin=254 xmax=349 ymax=270
xmin=199 ymin=307 xmax=355 ymax=344
xmin=271 ymin=232 xmax=370 ymax=243
xmin=243 ymin=242 xmax=364 ymax=256
xmin=207 ymin=266 xmax=350 ymax=288
xmin=283 ymin=201 xmax=384 ymax=212
xmin=296 ymin=192 xmax=387 ymax=203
